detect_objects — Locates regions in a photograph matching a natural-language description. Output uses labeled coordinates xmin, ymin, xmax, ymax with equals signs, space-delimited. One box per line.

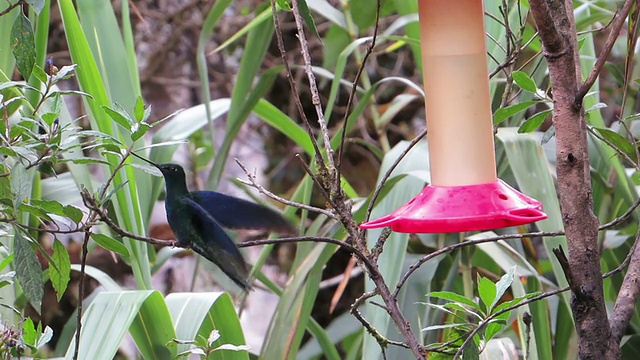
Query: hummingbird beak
xmin=130 ymin=151 xmax=161 ymax=169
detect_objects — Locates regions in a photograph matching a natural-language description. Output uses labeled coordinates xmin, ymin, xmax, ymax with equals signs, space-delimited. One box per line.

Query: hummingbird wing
xmin=184 ymin=197 xmax=253 ymax=291
xmin=191 ymin=191 xmax=295 ymax=234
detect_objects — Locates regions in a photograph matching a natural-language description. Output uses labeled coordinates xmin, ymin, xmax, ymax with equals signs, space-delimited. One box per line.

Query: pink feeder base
xmin=360 ymin=179 xmax=547 ymax=233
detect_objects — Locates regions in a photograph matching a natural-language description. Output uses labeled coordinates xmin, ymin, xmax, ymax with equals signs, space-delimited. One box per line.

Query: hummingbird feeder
xmin=360 ymin=0 xmax=547 ymax=233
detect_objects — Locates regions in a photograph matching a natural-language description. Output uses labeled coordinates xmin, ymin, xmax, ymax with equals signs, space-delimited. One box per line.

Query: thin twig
xmin=269 ymin=0 xmax=324 ymax=167
xmin=350 ymin=291 xmax=410 ymax=352
xmin=364 ymin=128 xmax=428 ymax=223
xmin=290 ymin=0 xmax=335 ymax=172
xmin=0 ymin=0 xmax=25 ymax=18
xmin=336 ymin=0 xmax=381 ymax=178
xmin=394 ymin=230 xmax=565 ymax=297
xmin=73 ymin=231 xmax=91 ymax=360
xmin=295 ymin=154 xmax=338 ymax=209
xmin=239 ymin=236 xmax=378 ymax=275
xmin=234 ymin=158 xmax=337 ymax=219
xmin=609 ymin=227 xmax=640 ymax=342
xmin=575 ymin=0 xmax=635 ymax=109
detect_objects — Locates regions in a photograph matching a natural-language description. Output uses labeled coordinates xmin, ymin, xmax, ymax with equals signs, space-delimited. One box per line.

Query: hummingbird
xmin=131 ymin=152 xmax=294 ymax=291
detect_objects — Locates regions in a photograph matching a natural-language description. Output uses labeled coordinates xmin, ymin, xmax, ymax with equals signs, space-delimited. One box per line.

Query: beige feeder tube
xmin=418 ymin=0 xmax=496 ymax=186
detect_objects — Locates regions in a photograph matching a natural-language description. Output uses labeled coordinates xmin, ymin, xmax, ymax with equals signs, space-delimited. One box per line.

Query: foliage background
xmin=0 ymin=0 xmax=639 ymax=359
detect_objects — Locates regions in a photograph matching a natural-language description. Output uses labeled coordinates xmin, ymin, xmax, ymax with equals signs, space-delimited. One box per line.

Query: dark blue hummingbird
xmin=131 ymin=153 xmax=294 ymax=291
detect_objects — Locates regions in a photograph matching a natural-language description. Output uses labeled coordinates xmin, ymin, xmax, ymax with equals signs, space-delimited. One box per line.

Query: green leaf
xmin=167 ymin=292 xmax=249 ymax=360
xmin=541 ymin=125 xmax=555 ymax=144
xmin=19 ymin=203 xmax=52 ymax=222
xmin=11 ymin=13 xmax=36 ymax=80
xmin=66 ymin=291 xmax=177 ymax=359
xmin=133 ymin=96 xmax=147 ymax=122
xmin=131 ymin=122 xmax=150 ymax=142
xmin=22 ymin=317 xmax=36 ymax=347
xmin=14 ymin=231 xmax=43 ymax=314
xmin=0 ymin=253 xmax=14 ymax=272
xmin=492 ymin=293 xmax=540 ymax=314
xmin=50 ymin=239 xmax=71 ymax=301
xmin=102 ymin=103 xmax=134 ymax=130
xmin=63 ymin=205 xmax=84 ymax=224
xmin=518 ymin=110 xmax=552 ymax=133
xmin=592 ymin=127 xmax=636 ymax=161
xmin=11 ymin=163 xmax=34 ymax=210
xmin=276 ymin=0 xmax=291 ymax=11
xmin=90 ymin=233 xmax=130 ymax=257
xmin=42 ymin=93 xmax=63 ymax=126
xmin=31 ymin=64 xmax=48 ymax=84
xmin=493 ymin=101 xmax=538 ymax=125
xmin=51 ymin=64 xmax=78 ymax=83
xmin=461 ymin=335 xmax=480 ymax=360
xmin=512 ymin=70 xmax=538 ymax=93
xmin=477 ymin=276 xmax=496 ymax=313
xmin=484 ymin=320 xmax=505 ymax=343
xmin=31 ymin=199 xmax=64 ymax=216
xmin=298 ymin=0 xmax=320 ymax=39
xmin=490 ymin=266 xmax=516 ymax=312
xmin=426 ymin=291 xmax=481 ymax=311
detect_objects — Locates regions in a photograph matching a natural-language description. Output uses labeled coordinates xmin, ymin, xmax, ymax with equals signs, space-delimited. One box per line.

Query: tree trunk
xmin=529 ymin=0 xmax=620 ymax=358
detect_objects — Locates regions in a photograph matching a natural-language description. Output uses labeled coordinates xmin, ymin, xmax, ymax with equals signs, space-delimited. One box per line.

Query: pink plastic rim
xmin=360 ymin=179 xmax=547 ymax=233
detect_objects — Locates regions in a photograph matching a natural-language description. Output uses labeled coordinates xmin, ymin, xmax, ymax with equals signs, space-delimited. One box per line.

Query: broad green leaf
xmin=90 ymin=233 xmax=130 ymax=258
xmin=493 ymin=101 xmax=538 ymax=125
xmin=477 ymin=276 xmax=496 ymax=313
xmin=14 ymin=231 xmax=43 ymax=314
xmin=277 ymin=0 xmax=291 ymax=10
xmin=490 ymin=266 xmax=516 ymax=312
xmin=133 ymin=96 xmax=146 ymax=122
xmin=11 ymin=163 xmax=33 ymax=210
xmin=11 ymin=13 xmax=36 ymax=80
xmin=207 ymin=17 xmax=276 ymax=189
xmin=31 ymin=64 xmax=48 ymax=83
xmin=19 ymin=203 xmax=52 ymax=222
xmin=59 ymin=0 xmax=153 ymax=289
xmin=261 ymin=241 xmax=336 ymax=359
xmin=70 ymin=264 xmax=122 ymax=291
xmin=298 ymin=0 xmax=320 ymax=39
xmin=66 ymin=291 xmax=176 ymax=360
xmin=50 ymin=239 xmax=71 ymax=301
xmin=592 ymin=127 xmax=636 ymax=161
xmin=22 ymin=317 xmax=36 ymax=347
xmin=307 ymin=0 xmax=348 ymax=29
xmin=102 ymin=104 xmax=134 ymax=131
xmin=0 ymin=253 xmax=14 ymax=272
xmin=76 ymin=0 xmax=140 ymax=111
xmin=51 ymin=64 xmax=78 ymax=83
xmin=63 ymin=205 xmax=83 ymax=224
xmin=426 ymin=291 xmax=481 ymax=311
xmin=195 ymin=0 xmax=232 ymax=142
xmin=31 ymin=199 xmax=64 ymax=215
xmin=253 ymin=99 xmax=315 ymax=156
xmin=518 ymin=110 xmax=552 ymax=133
xmin=512 ymin=70 xmax=538 ymax=93
xmin=484 ymin=321 xmax=505 ymax=343
xmin=167 ymin=292 xmax=249 ymax=360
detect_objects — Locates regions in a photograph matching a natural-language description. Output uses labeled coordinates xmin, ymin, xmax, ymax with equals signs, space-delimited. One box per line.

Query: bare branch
xmin=336 ymin=0 xmax=381 ymax=178
xmin=290 ymin=0 xmax=335 ymax=171
xmin=364 ymin=128 xmax=427 ymax=223
xmin=609 ymin=229 xmax=640 ymax=342
xmin=575 ymin=0 xmax=635 ymax=108
xmin=234 ymin=158 xmax=337 ymax=219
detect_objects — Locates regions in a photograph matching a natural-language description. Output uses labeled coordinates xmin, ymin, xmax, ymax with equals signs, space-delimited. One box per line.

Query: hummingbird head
xmin=130 ymin=152 xmax=189 ymax=195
